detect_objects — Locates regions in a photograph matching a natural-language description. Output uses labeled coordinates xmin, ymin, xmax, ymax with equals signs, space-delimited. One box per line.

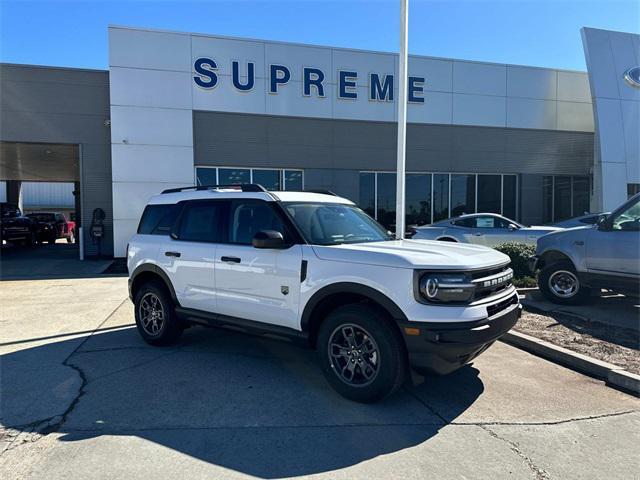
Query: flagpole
xmin=395 ymin=0 xmax=409 ymax=240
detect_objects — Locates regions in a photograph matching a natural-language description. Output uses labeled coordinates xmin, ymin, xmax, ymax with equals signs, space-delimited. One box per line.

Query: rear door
xmin=215 ymin=199 xmax=303 ymax=329
xmin=161 ymin=200 xmax=226 ymax=313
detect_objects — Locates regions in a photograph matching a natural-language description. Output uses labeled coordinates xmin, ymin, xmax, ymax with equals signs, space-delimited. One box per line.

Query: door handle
xmin=165 ymin=251 xmax=181 ymax=258
xmin=221 ymin=256 xmax=241 ymax=264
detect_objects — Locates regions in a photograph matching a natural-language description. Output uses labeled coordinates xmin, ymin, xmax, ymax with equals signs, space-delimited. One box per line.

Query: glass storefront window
xmin=195 ymin=167 xmax=217 ymax=186
xmin=503 ymin=175 xmax=517 ymax=220
xmin=406 ymin=173 xmax=432 ymax=226
xmin=542 ymin=176 xmax=553 ymax=223
xmin=252 ymin=169 xmax=280 ymax=190
xmin=376 ymin=173 xmax=397 ymax=229
xmin=433 ymin=174 xmax=450 ymax=222
xmin=553 ymin=176 xmax=572 ymax=221
xmin=359 ymin=172 xmax=376 ymax=218
xmin=284 ymin=170 xmax=303 ymax=191
xmin=219 ymin=168 xmax=250 ymax=185
xmin=450 ymin=174 xmax=475 ymax=217
xmin=572 ymin=177 xmax=590 ymax=216
xmin=477 ymin=175 xmax=501 ymax=214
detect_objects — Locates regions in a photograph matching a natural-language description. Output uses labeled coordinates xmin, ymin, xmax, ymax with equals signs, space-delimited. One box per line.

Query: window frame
xmin=194 ymin=166 xmax=304 ymax=191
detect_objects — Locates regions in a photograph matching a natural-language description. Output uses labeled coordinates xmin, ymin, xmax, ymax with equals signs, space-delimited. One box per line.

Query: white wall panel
xmin=409 ymin=57 xmax=452 ymax=93
xmin=111 ymin=144 xmax=195 ymax=183
xmin=333 ymin=87 xmax=395 ymax=121
xmin=193 ymin=78 xmax=267 ymax=114
xmin=557 ymin=101 xmax=594 ymax=132
xmin=581 ymin=28 xmax=620 ymax=99
xmin=109 ymin=27 xmax=190 ymax=72
xmin=110 ymin=67 xmax=192 ymax=109
xmin=557 ymin=71 xmax=591 ymax=102
xmin=507 ymin=97 xmax=556 ymax=129
xmin=265 ymin=43 xmax=332 ymax=83
xmin=453 ymin=61 xmax=506 ymax=96
xmin=609 ymin=33 xmax=640 ymax=102
xmin=113 ymin=218 xmax=140 ymax=257
xmin=592 ymin=98 xmax=625 ymax=161
xmin=111 ymin=106 xmax=193 ymax=147
xmin=332 ymin=50 xmax=395 ymax=81
xmin=265 ymin=82 xmax=334 ymax=118
xmin=601 ymin=162 xmax=629 ymax=210
xmin=453 ymin=94 xmax=506 ymax=127
xmin=621 ymin=99 xmax=640 ymax=181
xmin=507 ymin=66 xmax=557 ymax=100
xmin=112 ymin=181 xmax=185 ymax=220
xmin=408 ymin=91 xmax=452 ymax=124
xmin=192 ymin=35 xmax=266 ymax=79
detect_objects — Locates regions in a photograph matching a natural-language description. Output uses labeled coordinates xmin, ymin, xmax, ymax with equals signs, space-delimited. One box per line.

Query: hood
xmin=312 ymin=239 xmax=510 ymax=270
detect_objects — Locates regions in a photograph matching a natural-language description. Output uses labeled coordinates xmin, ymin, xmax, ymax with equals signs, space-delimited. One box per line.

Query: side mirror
xmin=252 ymin=230 xmax=288 ymax=249
xmin=508 ymin=223 xmax=518 ymax=231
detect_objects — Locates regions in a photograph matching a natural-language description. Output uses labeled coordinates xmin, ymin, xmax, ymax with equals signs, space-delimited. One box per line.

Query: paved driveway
xmin=1 ymin=277 xmax=638 ymax=479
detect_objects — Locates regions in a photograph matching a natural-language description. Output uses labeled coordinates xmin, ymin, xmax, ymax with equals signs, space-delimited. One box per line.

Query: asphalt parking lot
xmin=1 ymin=276 xmax=639 ymax=479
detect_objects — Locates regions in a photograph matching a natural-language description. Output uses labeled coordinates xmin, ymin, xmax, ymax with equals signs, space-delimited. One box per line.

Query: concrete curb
xmin=501 ymin=331 xmax=640 ymax=397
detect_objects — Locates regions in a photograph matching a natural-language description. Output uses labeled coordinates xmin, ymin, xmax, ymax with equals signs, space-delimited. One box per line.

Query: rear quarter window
xmin=138 ymin=204 xmax=182 ymax=235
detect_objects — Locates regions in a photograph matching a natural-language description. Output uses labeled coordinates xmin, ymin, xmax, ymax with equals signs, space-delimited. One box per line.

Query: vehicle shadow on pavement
xmin=2 ymin=325 xmax=484 ymax=477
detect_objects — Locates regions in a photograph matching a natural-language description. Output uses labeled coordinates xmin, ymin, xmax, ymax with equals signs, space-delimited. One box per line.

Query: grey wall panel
xmin=194 ymin=112 xmax=594 ymax=182
xmin=0 ymin=64 xmax=113 ymax=256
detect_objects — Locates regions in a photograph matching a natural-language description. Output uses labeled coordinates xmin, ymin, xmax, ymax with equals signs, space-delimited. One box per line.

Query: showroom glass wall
xmin=195 ymin=167 xmax=303 ymax=191
xmin=360 ymin=172 xmax=518 ymax=228
xmin=542 ymin=175 xmax=591 ymax=223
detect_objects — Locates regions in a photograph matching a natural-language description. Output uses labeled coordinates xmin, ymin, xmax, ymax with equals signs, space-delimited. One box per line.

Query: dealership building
xmin=1 ymin=25 xmax=638 ymax=257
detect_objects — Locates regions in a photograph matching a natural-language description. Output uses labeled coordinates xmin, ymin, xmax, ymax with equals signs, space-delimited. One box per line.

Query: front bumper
xmin=400 ymin=295 xmax=521 ymax=376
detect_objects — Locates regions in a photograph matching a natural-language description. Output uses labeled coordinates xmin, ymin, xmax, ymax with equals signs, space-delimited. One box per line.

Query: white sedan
xmin=412 ymin=213 xmax=561 ymax=247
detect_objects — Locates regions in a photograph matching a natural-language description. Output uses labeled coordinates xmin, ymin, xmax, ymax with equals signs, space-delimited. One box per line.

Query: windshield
xmin=283 ymin=202 xmax=391 ymax=245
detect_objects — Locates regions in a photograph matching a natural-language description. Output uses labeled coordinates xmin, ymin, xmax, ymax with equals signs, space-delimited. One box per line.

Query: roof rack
xmin=304 ymin=189 xmax=338 ymax=196
xmin=161 ymin=184 xmax=268 ymax=194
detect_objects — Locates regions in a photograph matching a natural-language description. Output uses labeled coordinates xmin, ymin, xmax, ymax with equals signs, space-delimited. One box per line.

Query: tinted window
xmin=376 ymin=173 xmax=396 ymax=229
xmin=284 ymin=170 xmax=303 ymax=190
xmin=219 ymin=168 xmax=250 ymax=185
xmin=359 ymin=173 xmax=375 ymax=218
xmin=454 ymin=218 xmax=475 ymax=227
xmin=477 ymin=175 xmax=501 ymax=214
xmin=252 ymin=170 xmax=281 ymax=190
xmin=138 ymin=204 xmax=182 ymax=235
xmin=178 ymin=202 xmax=225 ymax=242
xmin=196 ymin=167 xmax=217 ymax=186
xmin=228 ymin=201 xmax=285 ymax=244
xmin=503 ymin=175 xmax=517 ymax=220
xmin=553 ymin=176 xmax=572 ymax=221
xmin=433 ymin=174 xmax=449 ymax=221
xmin=450 ymin=174 xmax=475 ymax=217
xmin=406 ymin=173 xmax=431 ymax=226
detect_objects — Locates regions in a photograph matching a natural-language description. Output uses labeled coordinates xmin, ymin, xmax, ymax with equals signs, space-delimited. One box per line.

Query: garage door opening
xmin=1 ymin=141 xmax=82 ymax=266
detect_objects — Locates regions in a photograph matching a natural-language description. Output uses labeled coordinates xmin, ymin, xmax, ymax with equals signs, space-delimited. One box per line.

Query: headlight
xmin=419 ymin=272 xmax=475 ymax=303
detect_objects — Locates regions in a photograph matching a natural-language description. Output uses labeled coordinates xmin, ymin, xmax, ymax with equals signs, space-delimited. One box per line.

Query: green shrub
xmin=494 ymin=242 xmax=536 ymax=279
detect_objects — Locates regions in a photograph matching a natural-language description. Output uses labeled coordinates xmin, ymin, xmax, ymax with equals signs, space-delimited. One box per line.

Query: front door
xmin=586 ymin=197 xmax=640 ymax=276
xmin=215 ymin=199 xmax=302 ymax=329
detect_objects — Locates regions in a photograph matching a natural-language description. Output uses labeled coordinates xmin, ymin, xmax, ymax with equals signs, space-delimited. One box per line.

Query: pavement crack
xmin=452 ymin=409 xmax=638 ymax=426
xmin=402 ymin=386 xmax=449 ymax=424
xmin=479 ymin=424 xmax=551 ymax=480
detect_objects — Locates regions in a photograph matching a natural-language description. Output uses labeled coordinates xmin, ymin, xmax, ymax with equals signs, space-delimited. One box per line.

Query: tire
xmin=317 ymin=303 xmax=407 ymax=403
xmin=133 ymin=280 xmax=183 ymax=346
xmin=538 ymin=260 xmax=591 ymax=305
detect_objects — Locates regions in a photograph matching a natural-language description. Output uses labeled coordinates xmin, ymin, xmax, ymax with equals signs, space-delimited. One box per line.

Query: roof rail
xmin=304 ymin=189 xmax=338 ymax=196
xmin=161 ymin=184 xmax=268 ymax=194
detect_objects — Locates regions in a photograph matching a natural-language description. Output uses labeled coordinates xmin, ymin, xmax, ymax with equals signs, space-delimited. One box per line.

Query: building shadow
xmin=2 ymin=326 xmax=484 ymax=478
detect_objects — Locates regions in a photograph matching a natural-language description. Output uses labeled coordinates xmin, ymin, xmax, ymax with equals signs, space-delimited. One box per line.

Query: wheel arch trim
xmin=129 ymin=263 xmax=179 ymax=305
xmin=300 ymin=282 xmax=408 ymax=333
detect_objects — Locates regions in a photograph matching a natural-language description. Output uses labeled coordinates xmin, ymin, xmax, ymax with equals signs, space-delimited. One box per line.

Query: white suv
xmin=127 ymin=184 xmax=521 ymax=402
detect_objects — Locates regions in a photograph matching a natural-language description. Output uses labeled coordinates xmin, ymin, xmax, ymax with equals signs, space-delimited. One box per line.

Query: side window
xmin=612 ymin=199 xmax=640 ymax=231
xmin=474 ymin=216 xmax=497 ymax=228
xmin=178 ymin=201 xmax=225 ymax=242
xmin=454 ymin=218 xmax=474 ymax=228
xmin=228 ymin=201 xmax=285 ymax=245
xmin=138 ymin=204 xmax=182 ymax=235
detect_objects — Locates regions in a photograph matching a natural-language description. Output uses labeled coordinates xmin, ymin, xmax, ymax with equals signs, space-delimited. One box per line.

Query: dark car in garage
xmin=0 ymin=203 xmax=37 ymax=246
xmin=27 ymin=212 xmax=76 ymax=244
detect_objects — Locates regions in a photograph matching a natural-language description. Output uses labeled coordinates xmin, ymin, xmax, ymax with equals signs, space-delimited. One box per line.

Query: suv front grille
xmin=486 ymin=293 xmax=518 ymax=317
xmin=471 ymin=265 xmax=514 ymax=302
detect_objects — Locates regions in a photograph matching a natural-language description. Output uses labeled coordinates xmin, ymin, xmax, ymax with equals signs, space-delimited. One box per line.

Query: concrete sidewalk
xmin=1 ymin=277 xmax=639 ymax=479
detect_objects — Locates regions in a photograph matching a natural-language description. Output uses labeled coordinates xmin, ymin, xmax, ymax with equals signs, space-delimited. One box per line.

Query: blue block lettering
xmin=370 ymin=74 xmax=394 ymax=101
xmin=339 ymin=70 xmax=358 ymax=99
xmin=408 ymin=76 xmax=425 ymax=103
xmin=270 ymin=65 xmax=291 ymax=93
xmin=303 ymin=67 xmax=325 ymax=97
xmin=193 ymin=58 xmax=218 ymax=89
xmin=232 ymin=61 xmax=255 ymax=91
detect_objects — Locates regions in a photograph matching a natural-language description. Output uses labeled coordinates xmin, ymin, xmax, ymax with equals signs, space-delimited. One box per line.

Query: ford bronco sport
xmin=127 ymin=185 xmax=521 ymax=402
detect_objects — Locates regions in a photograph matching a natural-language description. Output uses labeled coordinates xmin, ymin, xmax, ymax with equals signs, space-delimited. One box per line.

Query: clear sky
xmin=1 ymin=0 xmax=638 ymax=71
